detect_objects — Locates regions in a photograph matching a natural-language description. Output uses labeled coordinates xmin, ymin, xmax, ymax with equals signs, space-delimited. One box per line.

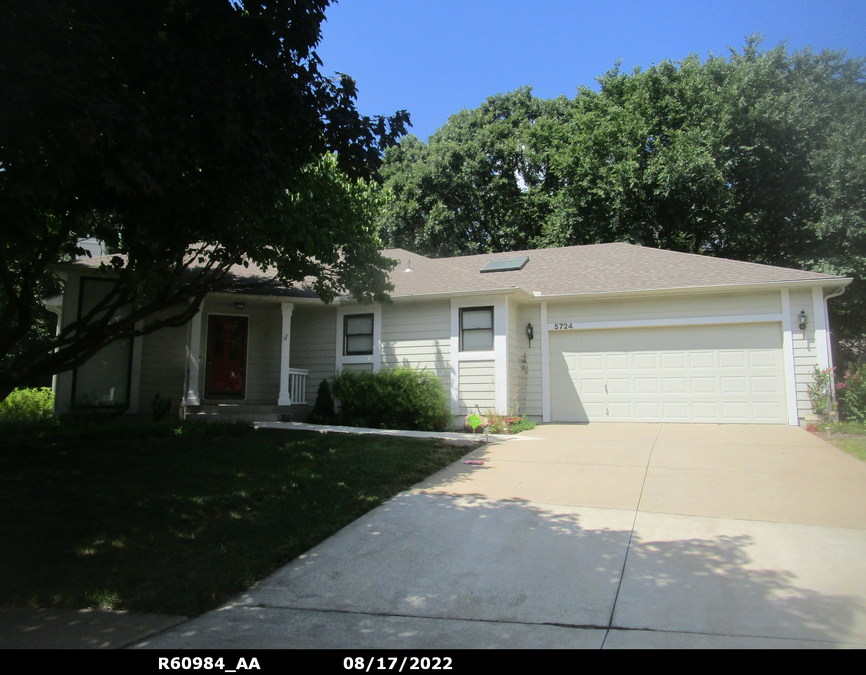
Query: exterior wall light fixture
xmin=526 ymin=322 xmax=534 ymax=346
xmin=798 ymin=310 xmax=807 ymax=331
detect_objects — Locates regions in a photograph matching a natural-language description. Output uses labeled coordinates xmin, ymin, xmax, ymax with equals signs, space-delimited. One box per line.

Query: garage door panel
xmin=580 ymin=355 xmax=603 ymax=371
xmin=550 ymin=323 xmax=786 ymax=424
xmin=661 ymin=353 xmax=686 ymax=369
xmin=662 ymin=402 xmax=690 ymax=419
xmin=635 ymin=402 xmax=661 ymax=419
xmin=692 ymin=402 xmax=720 ymax=419
xmin=607 ymin=378 xmax=631 ymax=394
xmin=634 ymin=377 xmax=659 ymax=393
xmin=721 ymin=402 xmax=749 ymax=420
xmin=582 ymin=378 xmax=604 ymax=394
xmin=720 ymin=376 xmax=747 ymax=393
xmin=689 ymin=352 xmax=716 ymax=369
xmin=753 ymin=402 xmax=783 ymax=420
xmin=690 ymin=377 xmax=716 ymax=393
xmin=608 ymin=402 xmax=633 ymax=418
xmin=662 ymin=377 xmax=687 ymax=394
xmin=634 ymin=354 xmax=658 ymax=369
xmin=749 ymin=351 xmax=778 ymax=368
xmin=719 ymin=351 xmax=746 ymax=368
xmin=607 ymin=354 xmax=630 ymax=370
xmin=751 ymin=376 xmax=781 ymax=393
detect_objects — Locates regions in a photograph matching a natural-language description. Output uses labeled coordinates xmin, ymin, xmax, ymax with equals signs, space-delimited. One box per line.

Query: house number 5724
xmin=553 ymin=323 xmax=573 ymax=330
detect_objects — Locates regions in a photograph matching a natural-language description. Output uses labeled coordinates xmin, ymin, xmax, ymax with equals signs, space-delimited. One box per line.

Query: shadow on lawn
xmin=0 ymin=428 xmax=473 ymax=617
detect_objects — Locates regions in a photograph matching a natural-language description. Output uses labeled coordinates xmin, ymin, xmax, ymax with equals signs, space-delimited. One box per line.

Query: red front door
xmin=206 ymin=316 xmax=248 ymax=398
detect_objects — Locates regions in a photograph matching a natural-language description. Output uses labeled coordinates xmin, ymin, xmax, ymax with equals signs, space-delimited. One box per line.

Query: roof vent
xmin=404 ymin=259 xmax=413 ymax=272
xmin=480 ymin=256 xmax=529 ymax=273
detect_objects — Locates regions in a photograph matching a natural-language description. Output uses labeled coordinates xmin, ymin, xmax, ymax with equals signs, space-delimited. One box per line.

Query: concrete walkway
xmin=254 ymin=420 xmax=535 ymax=444
xmin=134 ymin=423 xmax=866 ymax=649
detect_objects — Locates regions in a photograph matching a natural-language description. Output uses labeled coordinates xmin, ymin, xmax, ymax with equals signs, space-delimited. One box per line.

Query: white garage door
xmin=550 ymin=323 xmax=787 ymax=424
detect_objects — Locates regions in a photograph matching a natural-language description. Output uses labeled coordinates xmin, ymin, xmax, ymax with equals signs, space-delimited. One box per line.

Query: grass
xmin=0 ymin=419 xmax=476 ymax=617
xmin=817 ymin=420 xmax=866 ymax=462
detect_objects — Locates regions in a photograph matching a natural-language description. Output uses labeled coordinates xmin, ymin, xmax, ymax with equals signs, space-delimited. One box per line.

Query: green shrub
xmin=307 ymin=379 xmax=337 ymax=424
xmin=332 ymin=368 xmax=451 ymax=432
xmin=837 ymin=363 xmax=866 ymax=422
xmin=508 ymin=417 xmax=536 ymax=434
xmin=484 ymin=413 xmax=535 ymax=435
xmin=0 ymin=387 xmax=54 ymax=422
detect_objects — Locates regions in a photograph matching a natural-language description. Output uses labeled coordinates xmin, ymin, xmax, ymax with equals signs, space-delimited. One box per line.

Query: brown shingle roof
xmin=384 ymin=243 xmax=849 ymax=298
xmin=61 ymin=243 xmax=850 ymax=300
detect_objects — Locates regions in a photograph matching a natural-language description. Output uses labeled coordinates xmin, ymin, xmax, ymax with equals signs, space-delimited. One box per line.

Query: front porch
xmin=180 ymin=294 xmax=326 ymax=422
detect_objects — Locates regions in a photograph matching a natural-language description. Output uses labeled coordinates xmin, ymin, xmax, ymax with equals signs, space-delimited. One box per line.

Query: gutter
xmin=528 ymin=277 xmax=853 ymax=302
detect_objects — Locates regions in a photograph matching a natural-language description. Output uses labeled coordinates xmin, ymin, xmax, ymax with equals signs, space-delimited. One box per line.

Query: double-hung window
xmin=344 ymin=314 xmax=374 ymax=355
xmin=460 ymin=307 xmax=494 ymax=351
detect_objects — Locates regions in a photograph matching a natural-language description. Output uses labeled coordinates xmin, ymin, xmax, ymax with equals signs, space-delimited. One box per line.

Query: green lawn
xmin=0 ymin=420 xmax=475 ymax=617
xmin=818 ymin=420 xmax=866 ymax=462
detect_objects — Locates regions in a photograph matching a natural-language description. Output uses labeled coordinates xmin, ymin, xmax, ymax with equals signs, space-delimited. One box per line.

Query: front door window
xmin=207 ymin=316 xmax=248 ymax=397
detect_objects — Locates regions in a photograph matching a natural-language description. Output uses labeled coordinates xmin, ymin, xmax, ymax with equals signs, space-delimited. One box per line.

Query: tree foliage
xmin=378 ymin=37 xmax=866 ymax=359
xmin=0 ymin=1 xmax=409 ymax=399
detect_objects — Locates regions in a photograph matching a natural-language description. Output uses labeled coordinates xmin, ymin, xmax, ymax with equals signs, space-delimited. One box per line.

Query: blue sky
xmin=317 ymin=0 xmax=866 ymax=141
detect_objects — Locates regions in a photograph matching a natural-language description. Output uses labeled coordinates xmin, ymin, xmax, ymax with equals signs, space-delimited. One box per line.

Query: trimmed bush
xmin=0 ymin=387 xmax=54 ymax=422
xmin=332 ymin=368 xmax=451 ymax=432
xmin=837 ymin=363 xmax=866 ymax=422
xmin=307 ymin=379 xmax=337 ymax=425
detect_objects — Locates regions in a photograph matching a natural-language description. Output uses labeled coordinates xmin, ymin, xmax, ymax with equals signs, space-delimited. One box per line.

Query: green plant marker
xmin=467 ymin=413 xmax=481 ymax=433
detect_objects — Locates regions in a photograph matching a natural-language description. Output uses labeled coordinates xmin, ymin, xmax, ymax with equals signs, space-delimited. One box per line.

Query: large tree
xmin=0 ymin=1 xmax=409 ymax=400
xmin=378 ymin=38 xmax=866 ymax=360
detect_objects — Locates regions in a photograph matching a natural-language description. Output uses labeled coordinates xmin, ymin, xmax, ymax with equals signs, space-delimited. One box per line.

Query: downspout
xmin=824 ymin=285 xmax=847 ymax=418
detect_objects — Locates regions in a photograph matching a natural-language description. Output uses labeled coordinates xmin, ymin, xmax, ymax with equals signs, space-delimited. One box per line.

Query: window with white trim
xmin=344 ymin=313 xmax=374 ymax=355
xmin=460 ymin=307 xmax=494 ymax=351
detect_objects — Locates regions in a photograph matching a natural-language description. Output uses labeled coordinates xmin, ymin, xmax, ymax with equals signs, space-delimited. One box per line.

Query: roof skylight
xmin=480 ymin=256 xmax=529 ymax=273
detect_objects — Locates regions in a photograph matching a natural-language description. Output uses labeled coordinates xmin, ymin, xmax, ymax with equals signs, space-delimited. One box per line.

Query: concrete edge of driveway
xmin=254 ymin=421 xmax=545 ymax=443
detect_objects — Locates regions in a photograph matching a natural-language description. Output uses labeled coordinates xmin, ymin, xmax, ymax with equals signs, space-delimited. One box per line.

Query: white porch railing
xmin=287 ymin=368 xmax=309 ymax=405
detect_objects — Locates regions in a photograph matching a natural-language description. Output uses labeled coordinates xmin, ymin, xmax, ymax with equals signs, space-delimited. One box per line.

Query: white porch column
xmin=185 ymin=308 xmax=203 ymax=406
xmin=278 ymin=302 xmax=294 ymax=406
xmin=781 ymin=289 xmax=799 ymax=426
xmin=541 ymin=301 xmax=551 ymax=423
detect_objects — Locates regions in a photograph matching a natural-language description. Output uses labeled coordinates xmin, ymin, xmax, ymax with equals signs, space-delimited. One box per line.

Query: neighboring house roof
xmin=56 ymin=242 xmax=851 ymax=301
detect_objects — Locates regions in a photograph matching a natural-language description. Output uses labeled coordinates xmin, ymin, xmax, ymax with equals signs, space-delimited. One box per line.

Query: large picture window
xmin=344 ymin=314 xmax=374 ymax=355
xmin=460 ymin=307 xmax=494 ymax=351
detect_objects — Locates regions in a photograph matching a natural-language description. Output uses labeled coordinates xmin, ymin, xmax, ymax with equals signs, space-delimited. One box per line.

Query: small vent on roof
xmin=404 ymin=258 xmax=413 ymax=272
xmin=480 ymin=256 xmax=529 ymax=273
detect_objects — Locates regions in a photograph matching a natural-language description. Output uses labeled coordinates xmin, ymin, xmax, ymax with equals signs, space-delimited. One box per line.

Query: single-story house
xmin=51 ymin=243 xmax=851 ymax=427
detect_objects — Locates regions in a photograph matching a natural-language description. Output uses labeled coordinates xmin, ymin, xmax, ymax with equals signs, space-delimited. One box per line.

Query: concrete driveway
xmin=139 ymin=424 xmax=866 ymax=649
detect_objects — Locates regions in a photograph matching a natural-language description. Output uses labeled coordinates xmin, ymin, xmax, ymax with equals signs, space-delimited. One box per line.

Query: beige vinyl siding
xmin=547 ymin=291 xmax=782 ymax=324
xmin=138 ymin=308 xmax=188 ymax=415
xmin=381 ymin=300 xmax=451 ymax=393
xmin=517 ymin=303 xmax=542 ymax=419
xmin=290 ymin=306 xmax=337 ymax=407
xmin=788 ymin=289 xmax=821 ymax=418
xmin=458 ymin=360 xmax=496 ymax=415
xmin=199 ymin=298 xmax=281 ymax=403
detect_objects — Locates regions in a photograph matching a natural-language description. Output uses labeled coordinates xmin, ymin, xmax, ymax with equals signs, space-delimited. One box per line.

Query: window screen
xmin=460 ymin=307 xmax=494 ymax=351
xmin=344 ymin=314 xmax=374 ymax=355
